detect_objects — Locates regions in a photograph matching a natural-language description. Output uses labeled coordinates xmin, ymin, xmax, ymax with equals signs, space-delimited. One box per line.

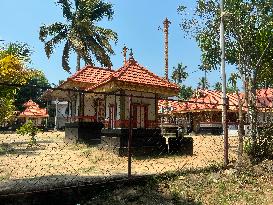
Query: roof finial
xmin=129 ymin=48 xmax=134 ymax=59
xmin=122 ymin=45 xmax=128 ymax=64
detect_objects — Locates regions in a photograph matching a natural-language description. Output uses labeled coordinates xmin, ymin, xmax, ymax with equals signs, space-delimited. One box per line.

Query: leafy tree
xmin=0 ymin=42 xmax=32 ymax=64
xmin=197 ymin=77 xmax=209 ymax=89
xmin=15 ymin=70 xmax=50 ymax=111
xmin=179 ymin=85 xmax=193 ymax=100
xmin=39 ymin=0 xmax=118 ymax=72
xmin=0 ymin=55 xmax=29 ymax=124
xmin=0 ymin=43 xmax=33 ymax=124
xmin=179 ymin=0 xmax=273 ymax=144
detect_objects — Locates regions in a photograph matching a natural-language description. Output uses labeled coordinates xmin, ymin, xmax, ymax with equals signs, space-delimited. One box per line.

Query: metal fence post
xmin=128 ymin=94 xmax=133 ymax=178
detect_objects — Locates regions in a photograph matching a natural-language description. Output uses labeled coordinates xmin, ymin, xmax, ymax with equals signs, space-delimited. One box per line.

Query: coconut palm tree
xmin=213 ymin=82 xmax=222 ymax=91
xmin=197 ymin=77 xmax=209 ymax=89
xmin=39 ymin=0 xmax=118 ymax=72
xmin=171 ymin=63 xmax=188 ymax=84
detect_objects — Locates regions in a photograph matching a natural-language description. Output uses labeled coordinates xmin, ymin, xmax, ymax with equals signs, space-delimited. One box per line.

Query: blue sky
xmin=0 ymin=0 xmax=227 ymax=87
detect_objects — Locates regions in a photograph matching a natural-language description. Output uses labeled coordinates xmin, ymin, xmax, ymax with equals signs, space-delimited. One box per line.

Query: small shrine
xmin=18 ymin=99 xmax=49 ymax=126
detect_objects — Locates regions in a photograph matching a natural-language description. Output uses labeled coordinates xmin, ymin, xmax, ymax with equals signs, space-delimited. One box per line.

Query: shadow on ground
xmin=0 ymin=174 xmax=201 ymax=205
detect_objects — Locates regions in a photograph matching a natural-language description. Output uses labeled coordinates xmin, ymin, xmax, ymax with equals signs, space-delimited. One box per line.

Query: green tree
xmin=15 ymin=70 xmax=50 ymax=111
xmin=179 ymin=0 xmax=273 ymax=145
xmin=0 ymin=55 xmax=30 ymax=124
xmin=39 ymin=0 xmax=118 ymax=72
xmin=214 ymin=80 xmax=237 ymax=93
xmin=171 ymin=63 xmax=188 ymax=84
xmin=171 ymin=63 xmax=193 ymax=100
xmin=214 ymin=81 xmax=222 ymax=91
xmin=179 ymin=85 xmax=193 ymax=100
xmin=0 ymin=42 xmax=32 ymax=64
xmin=197 ymin=77 xmax=209 ymax=89
xmin=0 ymin=42 xmax=34 ymax=124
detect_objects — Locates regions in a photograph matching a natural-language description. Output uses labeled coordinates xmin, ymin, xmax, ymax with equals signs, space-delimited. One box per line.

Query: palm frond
xmin=57 ymin=0 xmax=73 ymax=20
xmin=75 ymin=0 xmax=114 ymax=22
xmin=88 ymin=0 xmax=114 ymax=21
xmin=86 ymin=36 xmax=112 ymax=67
xmin=62 ymin=40 xmax=72 ymax=73
xmin=44 ymin=31 xmax=67 ymax=58
xmin=39 ymin=22 xmax=67 ymax=42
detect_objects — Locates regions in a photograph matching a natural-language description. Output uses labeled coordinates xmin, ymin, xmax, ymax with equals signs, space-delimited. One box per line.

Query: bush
xmin=16 ymin=120 xmax=40 ymax=146
xmin=244 ymin=125 xmax=273 ymax=163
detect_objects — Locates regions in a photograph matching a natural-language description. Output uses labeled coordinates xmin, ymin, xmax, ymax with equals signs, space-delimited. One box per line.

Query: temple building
xmin=43 ymin=54 xmax=195 ymax=156
xmin=159 ymin=88 xmax=273 ymax=135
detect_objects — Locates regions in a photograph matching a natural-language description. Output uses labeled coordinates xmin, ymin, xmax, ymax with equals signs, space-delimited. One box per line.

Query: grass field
xmin=81 ymin=161 xmax=273 ymax=205
xmin=0 ymin=131 xmax=239 ymax=192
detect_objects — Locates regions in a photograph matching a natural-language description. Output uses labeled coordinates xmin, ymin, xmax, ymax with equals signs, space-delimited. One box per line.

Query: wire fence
xmin=0 ymin=83 xmax=272 ymax=196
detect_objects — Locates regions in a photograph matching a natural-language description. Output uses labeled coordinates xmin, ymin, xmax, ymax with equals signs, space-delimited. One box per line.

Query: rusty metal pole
xmin=163 ymin=18 xmax=171 ymax=81
xmin=128 ymin=94 xmax=133 ymax=178
xmin=220 ymin=0 xmax=229 ymax=166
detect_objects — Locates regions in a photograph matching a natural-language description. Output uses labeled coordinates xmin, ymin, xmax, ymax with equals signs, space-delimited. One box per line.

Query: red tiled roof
xmin=86 ymin=57 xmax=179 ymax=91
xmin=19 ymin=100 xmax=48 ymax=118
xmin=23 ymin=99 xmax=39 ymax=107
xmin=68 ymin=65 xmax=114 ymax=84
xmin=159 ymin=89 xmax=244 ymax=114
xmin=256 ymin=88 xmax=273 ymax=108
xmin=159 ymin=88 xmax=273 ymax=114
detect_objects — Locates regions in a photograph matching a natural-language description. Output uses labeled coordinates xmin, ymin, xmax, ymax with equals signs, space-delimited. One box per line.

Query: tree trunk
xmin=236 ymin=91 xmax=244 ymax=170
xmin=248 ymin=70 xmax=258 ymax=150
xmin=76 ymin=54 xmax=81 ymax=71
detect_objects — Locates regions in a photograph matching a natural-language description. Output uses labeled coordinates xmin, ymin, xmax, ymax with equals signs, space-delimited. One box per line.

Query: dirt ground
xmin=0 ymin=131 xmax=239 ymax=192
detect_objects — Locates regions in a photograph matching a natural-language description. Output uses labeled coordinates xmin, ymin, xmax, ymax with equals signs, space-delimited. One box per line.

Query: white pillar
xmin=54 ymin=98 xmax=58 ymax=131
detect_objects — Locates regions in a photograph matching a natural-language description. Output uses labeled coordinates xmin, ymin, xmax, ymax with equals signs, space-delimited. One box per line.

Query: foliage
xmin=213 ymin=81 xmax=222 ymax=91
xmin=0 ymin=54 xmax=30 ymax=124
xmin=0 ymin=98 xmax=16 ymax=125
xmin=171 ymin=63 xmax=188 ymax=84
xmin=179 ymin=84 xmax=193 ymax=100
xmin=15 ymin=70 xmax=50 ymax=111
xmin=244 ymin=127 xmax=273 ymax=163
xmin=179 ymin=0 xmax=273 ymax=79
xmin=179 ymin=0 xmax=273 ymax=152
xmin=0 ymin=42 xmax=32 ymax=64
xmin=39 ymin=0 xmax=118 ymax=72
xmin=213 ymin=76 xmax=239 ymax=93
xmin=197 ymin=76 xmax=209 ymax=89
xmin=171 ymin=63 xmax=193 ymax=100
xmin=16 ymin=120 xmax=40 ymax=146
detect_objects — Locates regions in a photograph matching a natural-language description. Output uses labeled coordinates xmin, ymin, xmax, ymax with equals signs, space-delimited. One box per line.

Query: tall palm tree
xmin=213 ymin=82 xmax=222 ymax=91
xmin=171 ymin=63 xmax=188 ymax=84
xmin=197 ymin=77 xmax=209 ymax=89
xmin=39 ymin=0 xmax=118 ymax=72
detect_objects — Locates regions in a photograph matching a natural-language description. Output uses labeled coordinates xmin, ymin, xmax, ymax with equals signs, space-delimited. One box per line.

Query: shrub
xmin=16 ymin=120 xmax=40 ymax=146
xmin=244 ymin=125 xmax=273 ymax=163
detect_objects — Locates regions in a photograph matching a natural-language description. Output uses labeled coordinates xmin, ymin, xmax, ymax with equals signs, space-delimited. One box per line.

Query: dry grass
xmin=0 ymin=131 xmax=239 ymax=192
